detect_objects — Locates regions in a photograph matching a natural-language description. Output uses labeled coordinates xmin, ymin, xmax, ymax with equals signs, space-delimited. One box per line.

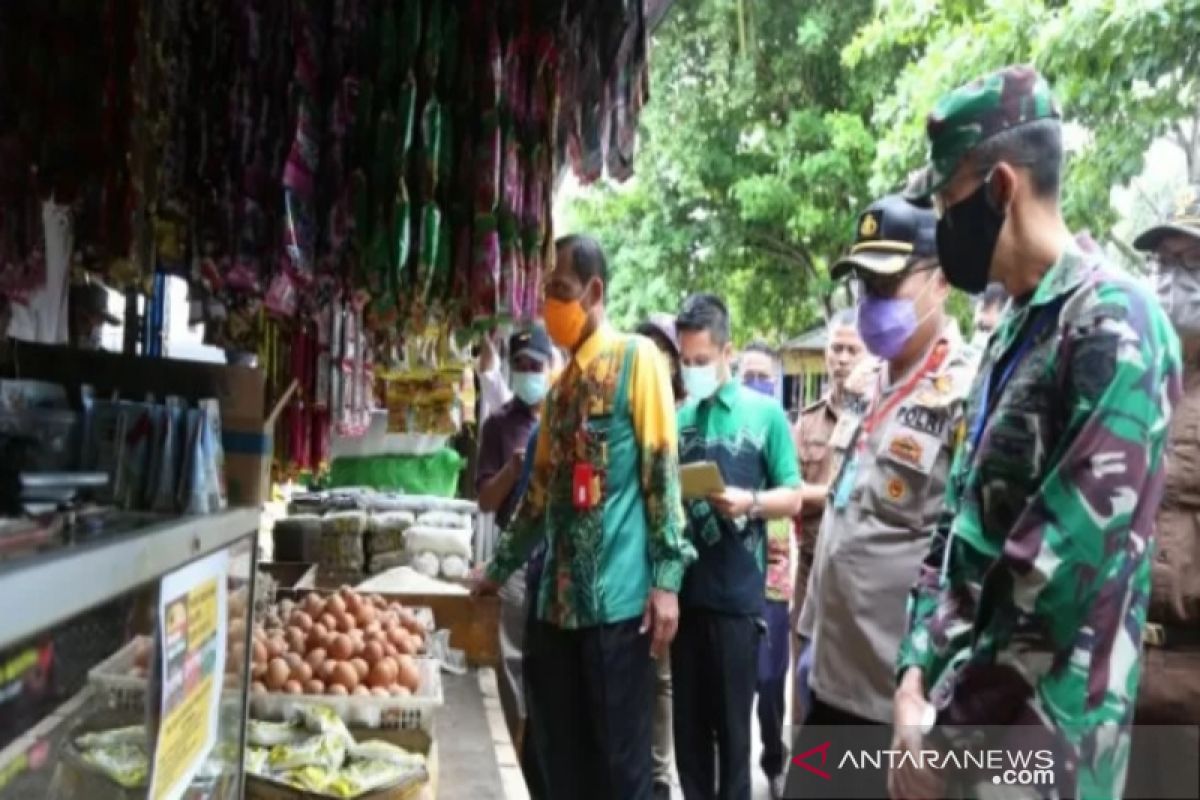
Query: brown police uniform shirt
xmin=1137 ymin=366 xmax=1200 ymax=724
xmin=791 ymin=395 xmax=841 ymax=628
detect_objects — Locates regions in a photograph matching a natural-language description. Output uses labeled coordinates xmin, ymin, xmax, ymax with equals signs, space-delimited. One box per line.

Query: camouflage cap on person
xmin=908 ymin=65 xmax=1061 ymax=199
xmin=1133 ymin=185 xmax=1200 ymax=251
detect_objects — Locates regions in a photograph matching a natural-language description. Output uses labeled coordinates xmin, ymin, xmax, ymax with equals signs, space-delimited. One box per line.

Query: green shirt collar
xmin=713 ymin=379 xmax=740 ymax=409
xmin=1026 ymin=242 xmax=1092 ymax=309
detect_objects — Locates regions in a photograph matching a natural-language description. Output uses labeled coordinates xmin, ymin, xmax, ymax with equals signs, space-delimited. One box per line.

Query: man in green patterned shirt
xmin=474 ymin=235 xmax=695 ymax=800
xmin=892 ymin=66 xmax=1183 ymax=799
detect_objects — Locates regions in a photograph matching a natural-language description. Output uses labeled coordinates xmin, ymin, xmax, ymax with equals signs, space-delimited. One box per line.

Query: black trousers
xmin=785 ymin=694 xmax=891 ymax=799
xmin=672 ymin=608 xmax=760 ymax=800
xmin=526 ymin=617 xmax=655 ymax=800
xmin=756 ymin=600 xmax=791 ymax=779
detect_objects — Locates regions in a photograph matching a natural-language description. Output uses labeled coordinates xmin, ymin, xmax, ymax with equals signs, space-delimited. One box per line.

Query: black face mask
xmin=936 ymin=177 xmax=1006 ymax=295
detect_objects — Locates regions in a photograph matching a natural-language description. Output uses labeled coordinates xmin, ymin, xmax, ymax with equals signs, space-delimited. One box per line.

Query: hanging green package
xmin=420 ymin=99 xmax=444 ymax=201
xmin=395 ymin=75 xmax=418 ymax=174
xmin=418 ymin=204 xmax=444 ymax=303
xmin=392 ymin=181 xmax=413 ymax=297
xmin=397 ymin=0 xmax=421 ymax=77
xmin=377 ymin=2 xmax=398 ymax=92
xmin=420 ymin=0 xmax=443 ymax=87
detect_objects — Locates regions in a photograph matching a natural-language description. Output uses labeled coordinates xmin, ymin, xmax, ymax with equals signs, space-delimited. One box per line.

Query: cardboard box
xmin=0 ymin=341 xmax=293 ymax=507
xmin=243 ymin=728 xmax=437 ymax=800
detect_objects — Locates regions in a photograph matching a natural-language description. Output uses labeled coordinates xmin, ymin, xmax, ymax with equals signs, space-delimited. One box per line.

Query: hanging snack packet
xmin=474 ymin=112 xmax=501 ymax=214
xmin=471 ymin=218 xmax=500 ymax=319
xmin=420 ymin=99 xmax=444 ymax=201
xmin=417 ymin=204 xmax=444 ymax=302
xmin=392 ymin=181 xmax=413 ymax=295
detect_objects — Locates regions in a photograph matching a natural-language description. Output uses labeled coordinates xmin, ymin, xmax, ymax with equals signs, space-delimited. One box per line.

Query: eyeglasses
xmin=853 ymin=264 xmax=933 ymax=299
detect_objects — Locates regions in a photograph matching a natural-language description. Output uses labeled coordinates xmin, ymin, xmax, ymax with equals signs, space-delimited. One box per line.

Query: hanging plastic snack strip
xmin=420 ymin=99 xmax=445 ymax=202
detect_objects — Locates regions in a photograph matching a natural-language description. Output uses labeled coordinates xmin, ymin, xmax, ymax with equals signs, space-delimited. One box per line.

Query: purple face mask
xmin=857 ymin=295 xmax=918 ymax=360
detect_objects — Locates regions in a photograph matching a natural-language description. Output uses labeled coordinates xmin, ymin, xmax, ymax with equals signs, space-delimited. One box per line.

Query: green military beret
xmin=908 ymin=65 xmax=1061 ymax=199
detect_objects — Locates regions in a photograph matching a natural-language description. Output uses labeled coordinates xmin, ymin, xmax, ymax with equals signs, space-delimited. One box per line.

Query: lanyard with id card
xmin=571 ymin=391 xmax=606 ymax=511
xmin=831 ymin=341 xmax=950 ymax=511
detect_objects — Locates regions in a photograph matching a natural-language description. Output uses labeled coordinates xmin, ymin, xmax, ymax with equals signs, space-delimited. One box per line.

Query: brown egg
xmin=364 ymin=620 xmax=382 ymax=636
xmin=362 ymin=641 xmax=384 ymax=666
xmin=290 ymin=611 xmax=314 ymax=631
xmin=369 ymin=593 xmax=386 ymax=609
xmin=265 ymin=637 xmax=287 ymax=659
xmin=320 ymin=660 xmax=339 ymax=682
xmin=283 ymin=652 xmax=306 ymax=673
xmin=368 ymin=659 xmax=397 ymax=689
xmin=326 ymin=595 xmax=347 ymax=616
xmin=251 ymin=640 xmax=268 ymax=666
xmin=251 ymin=662 xmax=266 ymax=681
xmin=371 ymin=686 xmax=390 ymax=697
xmin=383 ymin=643 xmax=399 ymax=659
xmin=334 ymin=612 xmax=355 ymax=633
xmin=283 ymin=680 xmax=303 ymax=695
xmin=388 ymin=628 xmax=407 ymax=649
xmin=396 ymin=656 xmax=420 ymax=692
xmin=345 ymin=592 xmax=363 ymax=615
xmin=331 ymin=661 xmax=359 ymax=691
xmin=305 ymin=648 xmax=327 ymax=670
xmin=228 ymin=619 xmax=247 ymax=644
xmin=352 ymin=685 xmax=371 ymax=697
xmin=305 ymin=628 xmax=325 ymax=651
xmin=328 ymin=683 xmax=349 ymax=696
xmin=391 ymin=684 xmax=411 ymax=697
xmin=397 ymin=633 xmax=418 ymax=656
xmin=304 ymin=592 xmax=324 ymax=614
xmin=305 ymin=679 xmax=325 ymax=695
xmin=292 ymin=662 xmax=313 ymax=684
xmin=228 ymin=641 xmax=246 ymax=669
xmin=252 ymin=681 xmax=267 ymax=695
xmin=266 ymin=658 xmax=290 ymax=691
xmin=286 ymin=628 xmax=307 ymax=654
xmin=320 ymin=613 xmax=338 ymax=631
xmin=350 ymin=658 xmax=369 ymax=681
xmin=329 ymin=634 xmax=354 ymax=661
xmin=354 ymin=605 xmax=376 ymax=628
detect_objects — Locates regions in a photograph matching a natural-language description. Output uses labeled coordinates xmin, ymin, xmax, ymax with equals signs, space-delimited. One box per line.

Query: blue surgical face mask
xmin=683 ymin=364 xmax=720 ymax=401
xmin=511 ymin=371 xmax=549 ymax=406
xmin=856 ymin=270 xmax=937 ymax=360
xmin=744 ymin=377 xmax=776 ymax=397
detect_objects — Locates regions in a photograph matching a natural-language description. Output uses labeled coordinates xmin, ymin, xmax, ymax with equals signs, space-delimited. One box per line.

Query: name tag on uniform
xmin=880 ymin=425 xmax=941 ymax=475
xmin=829 ymin=414 xmax=859 ymax=450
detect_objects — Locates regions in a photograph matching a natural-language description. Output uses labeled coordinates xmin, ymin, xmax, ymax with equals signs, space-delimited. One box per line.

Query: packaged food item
xmin=327 ymin=759 xmax=417 ymax=797
xmin=471 ymin=219 xmax=500 ymax=319
xmin=405 ymin=526 xmax=472 ymax=560
xmin=474 ymin=113 xmax=501 ymax=214
xmin=86 ymin=397 xmax=127 ymax=500
xmin=441 ymin=554 xmax=469 ymax=580
xmin=296 ymin=703 xmax=354 ymax=748
xmin=418 ymin=204 xmax=444 ymax=301
xmin=150 ymin=396 xmax=186 ymax=512
xmin=80 ymin=742 xmax=149 ymax=788
xmin=277 ymin=763 xmax=336 ymax=793
xmin=247 ymin=719 xmax=307 ymax=748
xmin=114 ymin=401 xmax=155 ymax=510
xmin=411 ymin=551 xmax=441 ymax=578
xmin=348 ymin=740 xmax=426 ymax=768
xmin=268 ymin=733 xmax=347 ymax=772
xmin=75 ymin=725 xmax=146 ymax=750
xmin=177 ymin=408 xmax=203 ymax=512
xmin=245 ymin=747 xmax=270 ymax=777
xmin=198 ymin=398 xmax=228 ymax=511
xmin=415 ymin=510 xmax=471 ymax=530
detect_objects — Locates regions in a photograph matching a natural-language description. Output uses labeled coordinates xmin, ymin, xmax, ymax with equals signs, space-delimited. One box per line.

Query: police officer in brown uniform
xmin=1127 ymin=186 xmax=1200 ymax=796
xmin=790 ymin=308 xmax=865 ymax=724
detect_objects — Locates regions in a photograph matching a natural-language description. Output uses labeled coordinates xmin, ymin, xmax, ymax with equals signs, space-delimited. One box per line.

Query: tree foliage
xmin=568 ymin=0 xmax=1200 ymax=343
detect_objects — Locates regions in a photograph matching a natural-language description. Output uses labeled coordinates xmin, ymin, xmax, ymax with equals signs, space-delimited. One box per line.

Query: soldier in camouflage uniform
xmin=1125 ymin=186 xmax=1200 ymax=797
xmin=892 ymin=66 xmax=1183 ymax=799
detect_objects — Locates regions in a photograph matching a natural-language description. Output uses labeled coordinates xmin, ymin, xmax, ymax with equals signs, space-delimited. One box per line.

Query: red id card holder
xmin=572 ymin=462 xmax=595 ymax=510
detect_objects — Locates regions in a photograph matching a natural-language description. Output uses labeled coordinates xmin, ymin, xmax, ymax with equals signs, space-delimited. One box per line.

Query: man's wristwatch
xmin=749 ymin=490 xmax=762 ymax=519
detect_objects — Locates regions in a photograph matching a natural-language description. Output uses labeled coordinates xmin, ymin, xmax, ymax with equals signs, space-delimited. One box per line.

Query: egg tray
xmin=248 ymin=657 xmax=443 ymax=732
xmin=85 ymin=636 xmax=245 ymax=713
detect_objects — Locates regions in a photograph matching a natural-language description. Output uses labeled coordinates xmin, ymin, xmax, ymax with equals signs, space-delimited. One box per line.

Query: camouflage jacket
xmin=897 ymin=244 xmax=1183 ymax=798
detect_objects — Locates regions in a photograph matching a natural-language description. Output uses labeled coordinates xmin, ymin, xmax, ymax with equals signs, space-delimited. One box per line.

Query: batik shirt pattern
xmin=897 ymin=246 xmax=1183 ymax=798
xmin=487 ymin=324 xmax=693 ymax=629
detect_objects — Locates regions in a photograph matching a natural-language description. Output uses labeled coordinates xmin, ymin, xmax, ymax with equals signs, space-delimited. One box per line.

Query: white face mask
xmin=1156 ymin=266 xmax=1200 ymax=336
xmin=682 ymin=364 xmax=720 ymax=401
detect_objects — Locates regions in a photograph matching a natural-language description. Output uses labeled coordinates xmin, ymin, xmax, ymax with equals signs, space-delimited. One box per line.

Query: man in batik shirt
xmin=891 ymin=66 xmax=1182 ymax=800
xmin=475 ymin=235 xmax=695 ymax=800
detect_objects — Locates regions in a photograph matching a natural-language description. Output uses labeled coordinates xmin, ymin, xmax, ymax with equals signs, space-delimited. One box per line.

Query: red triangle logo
xmin=791 ymin=740 xmax=832 ymax=780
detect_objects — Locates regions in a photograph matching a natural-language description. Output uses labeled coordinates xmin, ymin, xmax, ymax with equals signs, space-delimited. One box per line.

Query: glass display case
xmin=0 ymin=508 xmax=261 ymax=800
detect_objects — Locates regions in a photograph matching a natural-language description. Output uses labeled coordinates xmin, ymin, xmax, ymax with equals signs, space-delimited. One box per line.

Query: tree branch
xmin=743 ymin=229 xmax=821 ymax=280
